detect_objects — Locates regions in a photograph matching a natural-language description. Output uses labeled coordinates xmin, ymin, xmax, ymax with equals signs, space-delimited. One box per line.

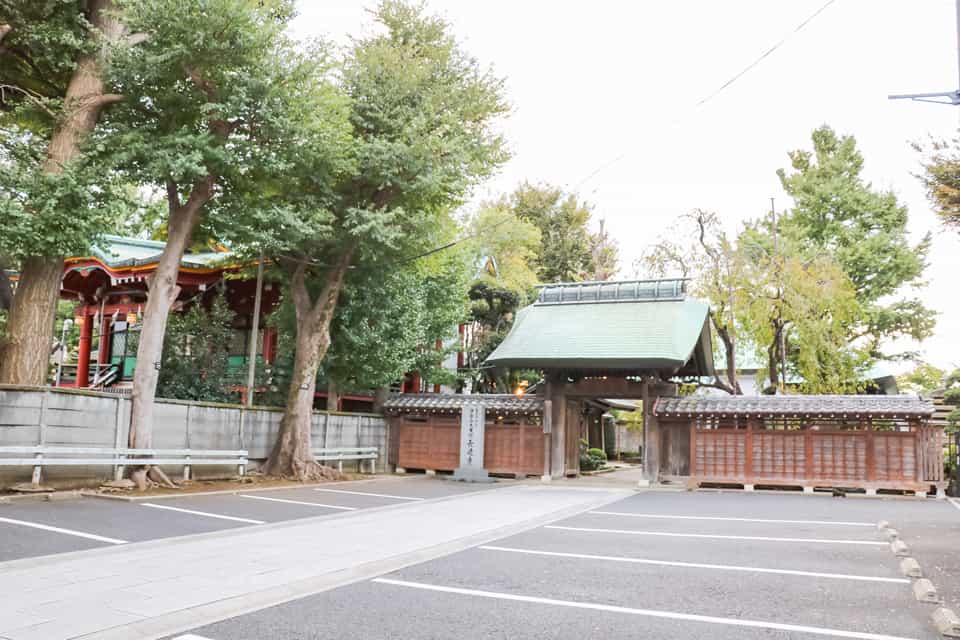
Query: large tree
xmin=510 ymin=182 xmax=599 ymax=283
xmin=779 ymin=125 xmax=935 ymax=359
xmin=643 ymin=210 xmax=744 ymax=394
xmin=916 ymin=134 xmax=960 ymax=230
xmin=259 ymin=1 xmax=508 ymax=480
xmin=98 ymin=0 xmax=351 ymax=474
xmin=0 ymin=0 xmax=128 ymax=384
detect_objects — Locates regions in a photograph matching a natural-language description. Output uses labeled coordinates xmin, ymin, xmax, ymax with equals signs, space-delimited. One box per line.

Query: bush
xmin=579 ymin=446 xmax=608 ymax=471
xmin=586 ymin=447 xmax=607 ymax=462
xmin=580 ymin=452 xmax=602 ymax=471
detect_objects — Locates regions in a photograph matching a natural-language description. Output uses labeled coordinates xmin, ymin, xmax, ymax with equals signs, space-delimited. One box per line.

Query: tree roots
xmin=131 ymin=465 xmax=180 ymax=491
xmin=263 ymin=458 xmax=344 ymax=483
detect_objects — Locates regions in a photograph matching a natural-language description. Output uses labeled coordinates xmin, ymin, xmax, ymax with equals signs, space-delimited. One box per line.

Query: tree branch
xmin=126 ymin=32 xmax=148 ymax=46
xmin=0 ymin=84 xmax=57 ymax=118
xmin=0 ymin=24 xmax=10 ymax=45
xmin=93 ymin=93 xmax=124 ymax=107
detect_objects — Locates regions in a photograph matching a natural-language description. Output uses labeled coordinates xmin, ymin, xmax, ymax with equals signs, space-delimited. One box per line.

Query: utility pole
xmin=245 ymin=250 xmax=265 ymax=407
xmin=888 ymin=0 xmax=960 ymax=106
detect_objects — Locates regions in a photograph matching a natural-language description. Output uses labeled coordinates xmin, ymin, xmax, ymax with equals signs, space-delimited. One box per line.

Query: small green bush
xmin=580 ymin=452 xmax=602 ymax=471
xmin=586 ymin=448 xmax=607 ymax=461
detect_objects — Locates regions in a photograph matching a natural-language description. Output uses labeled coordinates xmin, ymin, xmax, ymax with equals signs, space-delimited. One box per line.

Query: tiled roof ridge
xmin=654 ymin=394 xmax=934 ymax=417
xmin=383 ymin=393 xmax=544 ymax=413
xmin=536 ymin=278 xmax=687 ymax=306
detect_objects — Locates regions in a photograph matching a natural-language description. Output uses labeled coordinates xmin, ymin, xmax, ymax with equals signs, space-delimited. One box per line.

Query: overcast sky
xmin=293 ymin=0 xmax=960 ymax=373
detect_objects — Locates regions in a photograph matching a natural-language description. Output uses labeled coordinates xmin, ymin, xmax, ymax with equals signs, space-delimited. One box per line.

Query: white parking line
xmin=142 ymin=502 xmax=265 ymax=524
xmin=949 ymin=498 xmax=960 ymax=514
xmin=313 ymin=488 xmax=424 ymax=501
xmin=238 ymin=494 xmax=357 ymax=510
xmin=372 ymin=578 xmax=918 ymax=640
xmin=0 ymin=515 xmax=127 ymax=544
xmin=590 ymin=512 xmax=876 ymax=526
xmin=479 ymin=546 xmax=909 ymax=584
xmin=173 ymin=635 xmax=216 ymax=640
xmin=545 ymin=526 xmax=888 ymax=545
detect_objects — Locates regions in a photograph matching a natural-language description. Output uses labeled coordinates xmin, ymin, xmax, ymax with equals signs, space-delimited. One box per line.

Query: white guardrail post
xmin=32 ymin=390 xmax=49 ymax=487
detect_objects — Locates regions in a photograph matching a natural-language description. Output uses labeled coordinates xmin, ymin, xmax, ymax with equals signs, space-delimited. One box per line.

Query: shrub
xmin=580 ymin=452 xmax=602 ymax=471
xmin=586 ymin=447 xmax=607 ymax=461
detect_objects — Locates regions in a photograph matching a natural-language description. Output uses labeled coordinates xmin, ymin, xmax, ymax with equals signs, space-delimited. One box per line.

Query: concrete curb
xmin=932 ymin=607 xmax=960 ymax=637
xmin=900 ymin=557 xmax=923 ymax=579
xmin=912 ymin=578 xmax=941 ymax=604
xmin=74 ymin=487 xmax=633 ymax=640
xmin=891 ymin=539 xmax=910 ymax=557
xmin=0 ymin=490 xmax=84 ymax=504
xmin=80 ymin=474 xmax=418 ymax=502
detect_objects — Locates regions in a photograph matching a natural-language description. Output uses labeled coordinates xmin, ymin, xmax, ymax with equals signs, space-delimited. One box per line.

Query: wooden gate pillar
xmin=546 ymin=377 xmax=567 ymax=478
xmin=643 ymin=380 xmax=677 ymax=482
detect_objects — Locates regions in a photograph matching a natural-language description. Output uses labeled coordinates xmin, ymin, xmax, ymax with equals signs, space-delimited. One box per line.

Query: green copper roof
xmin=86 ymin=235 xmax=231 ymax=270
xmin=485 ymin=280 xmax=714 ymax=376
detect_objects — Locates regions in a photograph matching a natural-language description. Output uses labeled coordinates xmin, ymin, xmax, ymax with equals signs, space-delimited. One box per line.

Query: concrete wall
xmin=0 ymin=386 xmax=387 ymax=488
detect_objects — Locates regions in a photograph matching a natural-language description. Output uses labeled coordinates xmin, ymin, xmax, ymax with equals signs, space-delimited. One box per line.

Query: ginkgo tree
xmin=93 ymin=0 xmax=352 ymax=486
xmin=250 ymin=1 xmax=510 ymax=480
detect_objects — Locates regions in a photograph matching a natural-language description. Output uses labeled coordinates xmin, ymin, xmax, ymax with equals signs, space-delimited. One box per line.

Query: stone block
xmin=802 ymin=486 xmax=814 ymax=494
xmin=891 ymin=539 xmax=910 ymax=557
xmin=900 ymin=557 xmax=923 ymax=578
xmin=885 ymin=528 xmax=900 ymax=541
xmin=933 ymin=607 xmax=960 ymax=637
xmin=877 ymin=520 xmax=890 ymax=530
xmin=913 ymin=578 xmax=940 ymax=604
xmin=743 ymin=484 xmax=755 ymax=492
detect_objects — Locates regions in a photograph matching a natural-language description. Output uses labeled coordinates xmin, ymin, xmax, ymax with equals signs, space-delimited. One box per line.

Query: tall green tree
xmin=0 ymin=0 xmax=129 ymax=384
xmin=258 ymin=1 xmax=508 ymax=479
xmin=321 ymin=251 xmax=470 ymax=395
xmin=779 ymin=125 xmax=935 ymax=359
xmin=510 ymin=182 xmax=598 ymax=283
xmin=99 ymin=0 xmax=351 ymax=470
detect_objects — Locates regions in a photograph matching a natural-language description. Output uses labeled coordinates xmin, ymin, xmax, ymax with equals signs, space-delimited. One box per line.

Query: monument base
xmin=452 ymin=467 xmax=494 ymax=483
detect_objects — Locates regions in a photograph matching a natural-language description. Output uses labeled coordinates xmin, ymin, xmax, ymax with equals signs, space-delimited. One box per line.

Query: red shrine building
xmin=57 ymin=235 xmax=279 ymax=395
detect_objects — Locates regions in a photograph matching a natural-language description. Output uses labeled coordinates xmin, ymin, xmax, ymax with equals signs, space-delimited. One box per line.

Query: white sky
xmin=293 ymin=0 xmax=960 ymax=372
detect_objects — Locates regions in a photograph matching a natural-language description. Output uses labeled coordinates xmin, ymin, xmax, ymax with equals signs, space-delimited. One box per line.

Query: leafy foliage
xmin=779 ymin=126 xmax=934 ymax=358
xmin=155 ymin=293 xmax=238 ymax=403
xmin=915 ymin=135 xmax=960 ymax=230
xmin=897 ymin=363 xmax=946 ymax=395
xmin=511 ymin=182 xmax=600 ymax=283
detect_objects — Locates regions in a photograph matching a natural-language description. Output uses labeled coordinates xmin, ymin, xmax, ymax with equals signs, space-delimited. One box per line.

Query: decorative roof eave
xmin=383 ymin=393 xmax=544 ymax=415
xmin=653 ymin=395 xmax=934 ymax=419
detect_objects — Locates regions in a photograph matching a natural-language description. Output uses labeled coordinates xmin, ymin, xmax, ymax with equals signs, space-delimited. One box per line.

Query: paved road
xmin=0 ymin=476 xmax=500 ymax=562
xmin=179 ymin=490 xmax=957 ymax=640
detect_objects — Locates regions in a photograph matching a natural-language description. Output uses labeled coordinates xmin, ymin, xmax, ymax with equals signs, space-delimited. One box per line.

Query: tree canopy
xmin=779 ymin=125 xmax=934 ymax=359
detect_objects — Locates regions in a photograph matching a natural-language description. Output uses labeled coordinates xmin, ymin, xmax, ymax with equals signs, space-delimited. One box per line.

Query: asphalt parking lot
xmin=0 ymin=476 xmax=500 ymax=562
xmin=176 ymin=490 xmax=958 ymax=640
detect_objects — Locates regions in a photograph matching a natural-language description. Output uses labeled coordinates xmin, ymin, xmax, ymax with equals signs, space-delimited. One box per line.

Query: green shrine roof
xmin=485 ymin=279 xmax=715 ymax=377
xmin=77 ymin=235 xmax=232 ymax=270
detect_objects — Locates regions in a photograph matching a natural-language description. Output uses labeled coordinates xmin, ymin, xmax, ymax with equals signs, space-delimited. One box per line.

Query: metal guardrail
xmin=313 ymin=447 xmax=378 ymax=473
xmin=0 ymin=446 xmax=248 ymax=486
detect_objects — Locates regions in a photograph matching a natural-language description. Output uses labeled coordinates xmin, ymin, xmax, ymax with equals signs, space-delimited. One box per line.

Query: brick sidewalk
xmin=0 ymin=485 xmax=630 ymax=640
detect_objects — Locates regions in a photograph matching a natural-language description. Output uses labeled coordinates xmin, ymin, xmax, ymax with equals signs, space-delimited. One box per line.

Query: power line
xmin=694 ymin=0 xmax=839 ymax=108
xmin=570 ymin=0 xmax=840 ymax=190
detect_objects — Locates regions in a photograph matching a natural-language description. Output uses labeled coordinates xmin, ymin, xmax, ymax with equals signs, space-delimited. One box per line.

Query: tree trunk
xmin=0 ymin=257 xmax=63 ymax=384
xmin=327 ymin=380 xmax=340 ymax=412
xmin=128 ymin=179 xmax=213 ymax=449
xmin=0 ymin=256 xmax=13 ymax=311
xmin=264 ymin=252 xmax=353 ymax=480
xmin=0 ymin=1 xmax=123 ymax=385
